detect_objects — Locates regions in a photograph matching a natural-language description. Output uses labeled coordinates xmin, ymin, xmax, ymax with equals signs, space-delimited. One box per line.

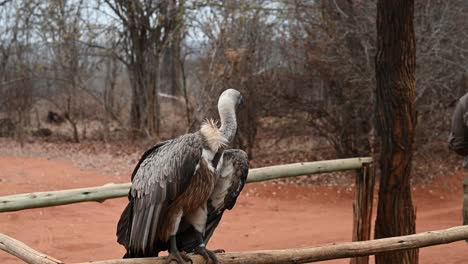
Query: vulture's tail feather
xmin=122 ymin=251 xmax=158 ymax=259
xmin=117 ymin=202 xmax=133 ymax=247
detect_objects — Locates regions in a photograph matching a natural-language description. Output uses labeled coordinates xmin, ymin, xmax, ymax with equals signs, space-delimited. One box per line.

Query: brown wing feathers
xmin=223 ymin=150 xmax=249 ymax=210
xmin=116 ymin=134 xmax=203 ymax=258
xmin=117 ymin=136 xmax=248 ymax=257
xmin=177 ymin=149 xmax=249 ymax=252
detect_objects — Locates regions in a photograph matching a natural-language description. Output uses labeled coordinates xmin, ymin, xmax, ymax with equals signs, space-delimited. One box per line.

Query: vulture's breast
xmin=177 ymin=158 xmax=217 ymax=214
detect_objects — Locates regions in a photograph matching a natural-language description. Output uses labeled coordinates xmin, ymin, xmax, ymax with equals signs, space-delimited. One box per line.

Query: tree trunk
xmin=169 ymin=36 xmax=181 ymax=96
xmin=129 ymin=67 xmax=146 ymax=133
xmin=180 ymin=54 xmax=192 ymax=129
xmin=160 ymin=42 xmax=181 ymax=96
xmin=108 ymin=0 xmax=183 ymax=139
xmin=127 ymin=36 xmax=161 ymax=138
xmin=374 ymin=1 xmax=418 ymax=264
xmin=128 ymin=59 xmax=160 ymax=138
xmin=70 ymin=119 xmax=80 ymax=143
xmin=147 ymin=54 xmax=160 ymax=137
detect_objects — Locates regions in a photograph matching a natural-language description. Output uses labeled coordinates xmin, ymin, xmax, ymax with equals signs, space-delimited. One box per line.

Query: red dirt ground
xmin=0 ymin=156 xmax=467 ymax=264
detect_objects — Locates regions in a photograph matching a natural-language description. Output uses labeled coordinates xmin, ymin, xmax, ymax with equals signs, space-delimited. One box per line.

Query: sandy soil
xmin=0 ymin=155 xmax=467 ymax=264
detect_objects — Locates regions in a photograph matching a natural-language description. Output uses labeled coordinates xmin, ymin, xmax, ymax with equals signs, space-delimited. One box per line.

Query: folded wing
xmin=117 ymin=134 xmax=203 ymax=257
xmin=177 ymin=149 xmax=249 ymax=251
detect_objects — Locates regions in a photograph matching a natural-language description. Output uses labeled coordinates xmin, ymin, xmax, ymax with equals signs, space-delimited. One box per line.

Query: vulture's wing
xmin=204 ymin=149 xmax=249 ymax=242
xmin=117 ymin=133 xmax=203 ymax=257
xmin=177 ymin=149 xmax=249 ymax=252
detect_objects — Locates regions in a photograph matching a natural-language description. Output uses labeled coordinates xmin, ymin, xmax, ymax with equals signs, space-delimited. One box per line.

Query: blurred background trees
xmin=0 ymin=0 xmax=467 ymax=172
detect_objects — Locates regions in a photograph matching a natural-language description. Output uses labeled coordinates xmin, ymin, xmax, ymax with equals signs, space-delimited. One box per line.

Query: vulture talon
xmin=164 ymin=251 xmax=192 ymax=264
xmin=212 ymin=249 xmax=225 ymax=254
xmin=166 ymin=236 xmax=193 ymax=264
xmin=194 ymin=246 xmax=220 ymax=264
xmin=180 ymin=251 xmax=193 ymax=264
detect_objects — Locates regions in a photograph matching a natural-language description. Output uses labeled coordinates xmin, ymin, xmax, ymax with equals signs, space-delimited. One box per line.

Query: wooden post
xmin=350 ymin=162 xmax=375 ymax=264
xmin=463 ymin=177 xmax=468 ymax=242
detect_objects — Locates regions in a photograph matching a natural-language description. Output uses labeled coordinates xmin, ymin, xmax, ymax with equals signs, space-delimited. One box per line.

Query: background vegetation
xmin=0 ymin=0 xmax=467 ymax=182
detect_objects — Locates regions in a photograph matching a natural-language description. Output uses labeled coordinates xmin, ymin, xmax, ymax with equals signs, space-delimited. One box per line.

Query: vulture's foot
xmin=194 ymin=245 xmax=220 ymax=264
xmin=212 ymin=249 xmax=225 ymax=254
xmin=164 ymin=251 xmax=192 ymax=264
xmin=166 ymin=235 xmax=192 ymax=264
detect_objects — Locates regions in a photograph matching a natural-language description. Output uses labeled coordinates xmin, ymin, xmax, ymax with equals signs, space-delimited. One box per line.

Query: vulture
xmin=117 ymin=89 xmax=249 ymax=264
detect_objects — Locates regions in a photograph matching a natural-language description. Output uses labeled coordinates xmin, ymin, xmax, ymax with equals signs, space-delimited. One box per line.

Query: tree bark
xmin=374 ymin=0 xmax=418 ymax=264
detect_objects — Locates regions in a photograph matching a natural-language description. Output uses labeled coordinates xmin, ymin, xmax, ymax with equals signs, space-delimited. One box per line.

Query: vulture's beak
xmin=239 ymin=95 xmax=245 ymax=106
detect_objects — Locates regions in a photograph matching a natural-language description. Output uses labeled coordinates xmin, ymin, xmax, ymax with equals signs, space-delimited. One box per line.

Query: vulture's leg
xmin=165 ymin=210 xmax=192 ymax=264
xmin=193 ymin=231 xmax=220 ymax=264
xmin=165 ymin=235 xmax=192 ymax=264
xmin=186 ymin=206 xmax=220 ymax=264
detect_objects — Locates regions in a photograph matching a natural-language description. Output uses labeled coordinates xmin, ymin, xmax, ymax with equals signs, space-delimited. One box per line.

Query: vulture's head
xmin=212 ymin=89 xmax=243 ymax=144
xmin=218 ymin=89 xmax=244 ymax=113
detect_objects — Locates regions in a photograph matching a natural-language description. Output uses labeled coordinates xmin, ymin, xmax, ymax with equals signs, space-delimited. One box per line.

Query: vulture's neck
xmin=218 ymin=104 xmax=237 ymax=143
xmin=200 ymin=99 xmax=237 ymax=152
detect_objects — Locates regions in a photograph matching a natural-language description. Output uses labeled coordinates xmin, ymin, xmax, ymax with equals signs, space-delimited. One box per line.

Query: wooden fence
xmin=2 ymin=226 xmax=468 ymax=264
xmin=3 ymin=157 xmax=464 ymax=264
xmin=0 ymin=157 xmax=373 ymax=212
xmin=0 ymin=157 xmax=375 ymax=264
xmin=464 ymin=177 xmax=468 ymax=226
xmin=0 ymin=158 xmax=468 ymax=264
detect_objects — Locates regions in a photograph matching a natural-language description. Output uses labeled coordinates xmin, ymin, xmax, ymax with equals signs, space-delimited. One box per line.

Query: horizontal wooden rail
xmin=0 ymin=157 xmax=372 ymax=212
xmin=2 ymin=225 xmax=468 ymax=264
xmin=73 ymin=225 xmax=468 ymax=264
xmin=0 ymin=183 xmax=131 ymax=213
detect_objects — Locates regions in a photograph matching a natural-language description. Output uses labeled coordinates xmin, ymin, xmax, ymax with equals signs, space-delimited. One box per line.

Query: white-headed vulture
xmin=117 ymin=89 xmax=248 ymax=264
